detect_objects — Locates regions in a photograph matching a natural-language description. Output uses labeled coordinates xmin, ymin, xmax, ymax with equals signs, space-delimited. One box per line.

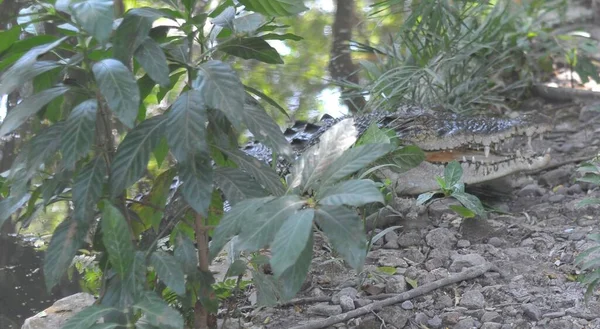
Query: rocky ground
xmin=208 ymin=96 xmax=600 ymax=329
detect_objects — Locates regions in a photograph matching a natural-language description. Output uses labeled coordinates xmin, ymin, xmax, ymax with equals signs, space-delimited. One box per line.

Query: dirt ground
xmin=208 ymin=93 xmax=600 ymax=329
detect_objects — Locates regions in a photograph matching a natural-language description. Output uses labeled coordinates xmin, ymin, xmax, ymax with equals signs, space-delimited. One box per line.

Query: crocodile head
xmin=378 ymin=107 xmax=552 ymax=194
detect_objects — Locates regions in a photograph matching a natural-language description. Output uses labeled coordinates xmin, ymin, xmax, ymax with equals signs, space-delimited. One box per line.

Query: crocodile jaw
xmin=379 ymin=153 xmax=551 ymax=195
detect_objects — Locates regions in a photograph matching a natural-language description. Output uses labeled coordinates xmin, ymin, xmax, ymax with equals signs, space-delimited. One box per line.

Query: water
xmin=0 ymin=234 xmax=80 ymax=328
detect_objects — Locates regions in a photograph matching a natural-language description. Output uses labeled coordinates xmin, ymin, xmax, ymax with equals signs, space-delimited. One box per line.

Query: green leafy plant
xmin=347 ymin=0 xmax=593 ymax=115
xmin=416 ymin=161 xmax=485 ymax=218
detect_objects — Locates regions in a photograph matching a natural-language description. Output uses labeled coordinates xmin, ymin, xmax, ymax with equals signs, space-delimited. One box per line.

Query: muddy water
xmin=0 ymin=234 xmax=80 ymax=329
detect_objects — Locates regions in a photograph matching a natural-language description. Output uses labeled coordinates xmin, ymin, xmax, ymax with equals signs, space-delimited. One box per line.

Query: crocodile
xmin=242 ymin=106 xmax=552 ymax=195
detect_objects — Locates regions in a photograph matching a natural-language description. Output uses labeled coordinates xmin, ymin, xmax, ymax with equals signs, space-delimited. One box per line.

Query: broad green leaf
xmin=73 ymin=156 xmax=107 ymax=223
xmin=233 ymin=13 xmax=265 ymax=33
xmin=132 ymin=169 xmax=175 ymax=231
xmin=70 ymin=0 xmax=114 ymax=43
xmin=150 ymin=251 xmax=186 ymax=296
xmin=21 ymin=122 xmax=65 ymax=179
xmin=133 ymin=292 xmax=184 ymax=329
xmin=578 ymin=174 xmax=600 ymax=185
xmin=356 ymin=123 xmax=391 ymax=146
xmin=62 ymin=305 xmax=116 ymax=329
xmin=0 ymin=194 xmax=30 ymax=231
xmin=110 ymin=115 xmax=167 ymax=197
xmin=0 ymin=27 xmax=21 ymax=53
xmin=214 ymin=167 xmax=269 ymax=205
xmin=93 ymin=59 xmax=140 ymax=128
xmin=279 ymin=233 xmax=313 ymax=300
xmin=0 ymin=86 xmax=69 ymax=136
xmin=390 ymin=145 xmax=425 ymax=171
xmin=315 ymin=205 xmax=366 ymax=271
xmin=193 ymin=60 xmax=245 ymax=129
xmin=449 ymin=205 xmax=476 ymax=218
xmin=0 ymin=38 xmax=66 ymax=96
xmin=113 ymin=7 xmax=164 ymax=63
xmin=318 ymin=179 xmax=384 ymax=207
xmin=270 ymin=209 xmax=314 ymax=277
xmin=243 ymin=85 xmax=290 ymax=119
xmin=101 ymin=252 xmax=145 ymax=308
xmin=174 ymin=232 xmax=198 ymax=275
xmin=179 ymin=155 xmax=213 ymax=216
xmin=289 ymin=118 xmax=357 ymax=192
xmin=61 ymin=99 xmax=97 ymax=169
xmin=153 ymin=137 xmax=169 ymax=168
xmin=217 ymin=147 xmax=285 ymax=196
xmin=416 ymin=191 xmax=436 ymax=205
xmin=166 ymin=90 xmax=208 ymax=163
xmin=252 ymin=270 xmax=280 ymax=306
xmin=211 ymin=6 xmax=235 ymax=29
xmin=89 ymin=324 xmax=122 ymax=329
xmin=238 ymin=195 xmax=305 ymax=252
xmin=209 ymin=196 xmax=274 ymax=260
xmin=102 ymin=201 xmax=135 ymax=278
xmin=44 ymin=218 xmax=89 ymax=290
xmin=444 ymin=161 xmax=463 ymax=187
xmin=577 ymin=198 xmax=600 ymax=208
xmin=134 ymin=37 xmax=170 ymax=87
xmin=243 ymin=96 xmax=293 ymax=162
xmin=238 ymin=0 xmax=308 ymax=16
xmin=321 ymin=143 xmax=394 ymax=186
xmin=451 ymin=191 xmax=485 ymax=217
xmin=219 ymin=37 xmax=283 ymax=64
xmin=261 ymin=33 xmax=303 ymax=41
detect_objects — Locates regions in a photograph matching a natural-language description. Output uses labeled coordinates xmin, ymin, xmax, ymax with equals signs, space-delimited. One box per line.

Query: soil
xmin=209 ymin=95 xmax=600 ymax=329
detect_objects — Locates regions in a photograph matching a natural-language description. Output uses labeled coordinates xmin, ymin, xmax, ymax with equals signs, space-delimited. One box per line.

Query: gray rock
xmin=522 ymin=303 xmax=542 ymax=321
xmin=307 ymin=303 xmax=342 ymax=316
xmin=22 ymin=293 xmax=96 ymax=329
xmin=384 ymin=230 xmax=399 ymax=244
xmin=338 ymin=287 xmax=358 ymax=298
xmin=454 ymin=317 xmax=476 ymax=329
xmin=487 ymin=237 xmax=505 ymax=247
xmin=518 ymin=184 xmax=546 ymax=197
xmin=426 ymin=228 xmax=457 ymax=249
xmin=427 ymin=316 xmax=443 ymax=329
xmin=370 ymin=249 xmax=409 ymax=268
xmin=385 ymin=275 xmax=408 ymax=293
xmin=449 ymin=254 xmax=487 ymax=272
xmin=481 ymin=311 xmax=502 ymax=323
xmin=549 ymin=194 xmax=565 ymax=203
xmin=540 ymin=167 xmax=573 ymax=187
xmin=457 ymin=239 xmax=471 ymax=248
xmin=401 ymin=248 xmax=426 ymax=263
xmin=425 ymin=257 xmax=445 ymax=271
xmin=481 ymin=323 xmax=503 ymax=329
xmin=377 ymin=307 xmax=410 ymax=328
xmin=441 ymin=311 xmax=461 ymax=325
xmin=339 ymin=295 xmax=355 ymax=312
xmin=397 ymin=231 xmax=422 ymax=247
xmin=354 ymin=298 xmax=373 ymax=308
xmin=460 ymin=290 xmax=485 ymax=309
xmin=401 ymin=300 xmax=414 ymax=310
xmin=568 ymin=184 xmax=583 ymax=195
xmin=435 ymin=294 xmax=453 ymax=309
xmin=414 ymin=312 xmax=429 ymax=325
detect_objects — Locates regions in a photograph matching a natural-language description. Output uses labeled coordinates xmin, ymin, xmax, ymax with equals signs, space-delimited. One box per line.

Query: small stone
xmin=402 ymin=248 xmax=426 ymax=263
xmin=522 ymin=303 xmax=542 ymax=321
xmin=427 ymin=316 xmax=443 ymax=329
xmin=568 ymin=184 xmax=583 ymax=195
xmin=481 ymin=322 xmax=503 ymax=329
xmin=454 ymin=317 xmax=476 ymax=329
xmin=540 ymin=168 xmax=572 ymax=187
xmin=457 ymin=239 xmax=471 ymax=248
xmin=441 ymin=311 xmax=461 ymax=325
xmin=339 ymin=295 xmax=355 ymax=312
xmin=385 ymin=275 xmax=408 ymax=293
xmin=481 ymin=311 xmax=502 ymax=323
xmin=549 ymin=194 xmax=565 ymax=203
xmin=414 ymin=312 xmax=429 ymax=325
xmin=426 ymin=228 xmax=457 ymax=249
xmin=449 ymin=254 xmax=486 ymax=272
xmin=376 ymin=306 xmax=410 ymax=328
xmin=397 ymin=232 xmax=422 ymax=247
xmin=487 ymin=237 xmax=505 ymax=247
xmin=401 ymin=300 xmax=414 ymax=310
xmin=338 ymin=287 xmax=358 ymax=298
xmin=518 ymin=184 xmax=546 ymax=197
xmin=384 ymin=230 xmax=399 ymax=243
xmin=307 ymin=303 xmax=342 ymax=316
xmin=435 ymin=294 xmax=453 ymax=309
xmin=460 ymin=290 xmax=485 ymax=309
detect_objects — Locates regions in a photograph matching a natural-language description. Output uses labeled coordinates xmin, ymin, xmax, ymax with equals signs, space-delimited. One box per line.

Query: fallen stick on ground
xmin=288 ymin=263 xmax=493 ymax=329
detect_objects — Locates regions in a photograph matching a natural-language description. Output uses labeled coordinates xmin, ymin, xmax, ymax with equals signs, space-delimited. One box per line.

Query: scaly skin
xmin=242 ymin=106 xmax=552 ymax=194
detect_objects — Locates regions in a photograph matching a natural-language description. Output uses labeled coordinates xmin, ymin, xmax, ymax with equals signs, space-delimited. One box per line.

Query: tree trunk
xmin=329 ymin=0 xmax=366 ymax=114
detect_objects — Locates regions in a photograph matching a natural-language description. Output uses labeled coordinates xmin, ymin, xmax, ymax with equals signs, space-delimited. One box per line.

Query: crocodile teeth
xmin=484 ymin=146 xmax=490 ymax=158
xmin=472 ymin=156 xmax=476 ymax=162
xmin=463 ymin=156 xmax=467 ymax=162
xmin=527 ymin=136 xmax=533 ymax=150
xmin=540 ymin=134 xmax=544 ymax=141
xmin=516 ymin=149 xmax=522 ymax=158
